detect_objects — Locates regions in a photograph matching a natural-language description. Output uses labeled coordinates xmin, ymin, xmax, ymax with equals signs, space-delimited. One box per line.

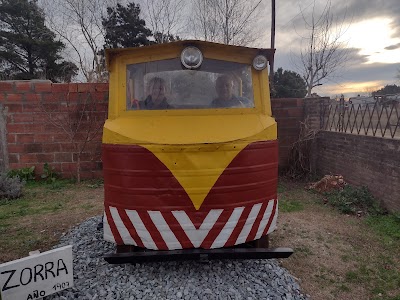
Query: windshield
xmin=126 ymin=58 xmax=254 ymax=110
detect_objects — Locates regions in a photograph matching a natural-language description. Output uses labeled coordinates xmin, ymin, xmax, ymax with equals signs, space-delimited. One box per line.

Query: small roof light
xmin=253 ymin=55 xmax=268 ymax=71
xmin=181 ymin=46 xmax=203 ymax=69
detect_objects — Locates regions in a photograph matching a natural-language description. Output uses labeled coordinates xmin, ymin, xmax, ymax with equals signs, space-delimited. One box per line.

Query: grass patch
xmin=341 ymin=254 xmax=352 ymax=263
xmin=366 ymin=214 xmax=400 ymax=243
xmin=338 ymin=284 xmax=351 ymax=292
xmin=0 ymin=194 xmax=68 ymax=221
xmin=277 ymin=181 xmax=316 ymax=213
xmin=0 ymin=182 xmax=104 ymax=264
xmin=25 ymin=179 xmax=73 ymax=190
xmin=341 ymin=214 xmax=400 ymax=299
xmin=346 ymin=261 xmax=400 ymax=299
xmin=85 ymin=178 xmax=104 ymax=189
xmin=294 ymin=246 xmax=313 ymax=256
xmin=81 ymin=203 xmax=95 ymax=211
xmin=277 ymin=179 xmax=400 ymax=300
xmin=279 ymin=198 xmax=304 ymax=212
xmin=277 ymin=181 xmax=287 ymax=193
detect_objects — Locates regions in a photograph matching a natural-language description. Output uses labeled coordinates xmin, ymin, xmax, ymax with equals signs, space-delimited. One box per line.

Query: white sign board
xmin=0 ymin=245 xmax=73 ymax=300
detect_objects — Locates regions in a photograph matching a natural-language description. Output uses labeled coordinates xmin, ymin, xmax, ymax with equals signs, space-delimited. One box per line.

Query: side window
xmin=126 ymin=58 xmax=255 ymax=110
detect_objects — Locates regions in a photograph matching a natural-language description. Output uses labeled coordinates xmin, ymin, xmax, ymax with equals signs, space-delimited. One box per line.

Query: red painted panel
xmin=102 ymin=140 xmax=278 ymax=249
xmin=103 ymin=141 xmax=277 ymax=211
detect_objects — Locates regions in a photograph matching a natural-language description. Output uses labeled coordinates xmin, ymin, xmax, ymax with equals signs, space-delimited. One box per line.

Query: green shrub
xmin=41 ymin=163 xmax=59 ymax=183
xmin=7 ymin=166 xmax=35 ymax=182
xmin=324 ymin=185 xmax=384 ymax=216
xmin=0 ymin=173 xmax=25 ymax=199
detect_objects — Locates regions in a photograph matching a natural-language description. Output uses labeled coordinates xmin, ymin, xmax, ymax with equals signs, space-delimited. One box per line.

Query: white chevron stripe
xmin=148 ymin=211 xmax=182 ymax=250
xmin=108 ymin=200 xmax=278 ymax=249
xmin=103 ymin=212 xmax=116 ymax=243
xmin=126 ymin=210 xmax=158 ymax=250
xmin=211 ymin=206 xmax=245 ymax=249
xmin=172 ymin=209 xmax=223 ymax=248
xmin=266 ymin=202 xmax=278 ymax=234
xmin=255 ymin=199 xmax=275 ymax=240
xmin=235 ymin=203 xmax=263 ymax=245
xmin=109 ymin=207 xmax=137 ymax=246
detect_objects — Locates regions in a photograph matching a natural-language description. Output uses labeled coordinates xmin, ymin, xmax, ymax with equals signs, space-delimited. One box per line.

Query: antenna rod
xmin=269 ymin=0 xmax=276 ymax=83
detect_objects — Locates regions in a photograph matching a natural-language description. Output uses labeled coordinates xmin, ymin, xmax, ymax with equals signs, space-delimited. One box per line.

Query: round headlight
xmin=253 ymin=55 xmax=268 ymax=70
xmin=181 ymin=46 xmax=203 ymax=69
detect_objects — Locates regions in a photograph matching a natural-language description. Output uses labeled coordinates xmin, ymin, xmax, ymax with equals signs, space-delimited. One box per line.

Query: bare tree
xmin=191 ymin=0 xmax=264 ymax=46
xmin=141 ymin=0 xmax=185 ymax=43
xmin=297 ymin=1 xmax=349 ymax=97
xmin=40 ymin=0 xmax=118 ymax=82
xmin=40 ymin=91 xmax=106 ymax=182
xmin=191 ymin=0 xmax=219 ymax=42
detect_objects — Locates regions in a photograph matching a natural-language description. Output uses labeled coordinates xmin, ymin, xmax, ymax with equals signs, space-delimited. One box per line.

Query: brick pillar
xmin=303 ymin=97 xmax=327 ymax=130
xmin=303 ymin=97 xmax=330 ymax=174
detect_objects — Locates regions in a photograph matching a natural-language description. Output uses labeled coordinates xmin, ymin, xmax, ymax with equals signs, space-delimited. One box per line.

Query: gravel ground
xmin=48 ymin=216 xmax=309 ymax=300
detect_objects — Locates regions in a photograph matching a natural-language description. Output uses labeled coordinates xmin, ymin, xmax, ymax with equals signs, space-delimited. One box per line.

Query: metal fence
xmin=320 ymin=100 xmax=400 ymax=139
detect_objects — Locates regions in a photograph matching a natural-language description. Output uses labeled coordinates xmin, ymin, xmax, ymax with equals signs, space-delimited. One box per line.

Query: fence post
xmin=339 ymin=95 xmax=345 ymax=132
xmin=0 ymin=103 xmax=9 ymax=173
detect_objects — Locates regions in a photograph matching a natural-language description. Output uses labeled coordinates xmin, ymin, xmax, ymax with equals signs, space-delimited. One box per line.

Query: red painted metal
xmin=102 ymin=140 xmax=278 ymax=249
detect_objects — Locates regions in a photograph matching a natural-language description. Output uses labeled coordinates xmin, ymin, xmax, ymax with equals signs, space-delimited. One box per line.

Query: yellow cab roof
xmin=105 ymin=40 xmax=275 ymax=70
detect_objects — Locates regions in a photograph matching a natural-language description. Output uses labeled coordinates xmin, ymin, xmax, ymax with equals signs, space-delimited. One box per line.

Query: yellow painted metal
xmin=106 ymin=40 xmax=273 ymax=119
xmin=149 ymin=142 xmax=249 ymax=210
xmin=102 ymin=114 xmax=276 ymax=145
xmin=104 ymin=40 xmax=276 ymax=210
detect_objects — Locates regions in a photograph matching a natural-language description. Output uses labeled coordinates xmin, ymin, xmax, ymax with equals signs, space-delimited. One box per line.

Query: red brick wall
xmin=314 ymin=131 xmax=400 ymax=212
xmin=0 ymin=80 xmax=108 ymax=179
xmin=0 ymin=81 xmax=304 ymax=178
xmin=271 ymin=98 xmax=304 ymax=170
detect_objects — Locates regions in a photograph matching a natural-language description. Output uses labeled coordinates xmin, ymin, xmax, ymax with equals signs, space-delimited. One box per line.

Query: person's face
xmin=216 ymin=79 xmax=233 ymax=101
xmin=150 ymin=82 xmax=166 ymax=102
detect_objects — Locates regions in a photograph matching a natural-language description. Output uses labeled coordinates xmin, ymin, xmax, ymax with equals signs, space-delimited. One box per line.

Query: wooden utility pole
xmin=269 ymin=0 xmax=276 ymax=84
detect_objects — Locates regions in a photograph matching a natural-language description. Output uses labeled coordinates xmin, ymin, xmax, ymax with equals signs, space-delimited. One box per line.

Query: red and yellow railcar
xmin=102 ymin=41 xmax=292 ymax=262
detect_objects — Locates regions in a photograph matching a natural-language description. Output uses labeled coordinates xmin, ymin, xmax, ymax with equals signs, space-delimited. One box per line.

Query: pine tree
xmin=102 ymin=2 xmax=152 ymax=49
xmin=272 ymin=68 xmax=307 ymax=98
xmin=0 ymin=0 xmax=77 ymax=82
xmin=372 ymin=84 xmax=400 ymax=96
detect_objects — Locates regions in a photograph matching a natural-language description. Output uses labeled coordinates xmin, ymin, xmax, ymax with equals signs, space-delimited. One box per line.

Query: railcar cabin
xmin=102 ymin=40 xmax=293 ymax=263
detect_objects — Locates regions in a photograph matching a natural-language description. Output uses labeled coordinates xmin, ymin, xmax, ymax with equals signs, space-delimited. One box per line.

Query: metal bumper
xmin=104 ymin=247 xmax=293 ymax=264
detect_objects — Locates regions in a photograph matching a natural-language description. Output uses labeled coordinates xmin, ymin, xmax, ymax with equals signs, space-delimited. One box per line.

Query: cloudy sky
xmin=265 ymin=0 xmax=400 ymax=97
xmin=38 ymin=0 xmax=400 ymax=98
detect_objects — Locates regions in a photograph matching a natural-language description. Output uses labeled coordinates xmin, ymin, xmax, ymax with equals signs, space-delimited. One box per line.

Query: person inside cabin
xmin=210 ymin=74 xmax=251 ymax=108
xmin=131 ymin=77 xmax=173 ymax=110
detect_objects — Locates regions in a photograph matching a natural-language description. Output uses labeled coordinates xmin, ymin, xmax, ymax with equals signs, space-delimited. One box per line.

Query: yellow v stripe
xmin=144 ymin=143 xmax=248 ymax=210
